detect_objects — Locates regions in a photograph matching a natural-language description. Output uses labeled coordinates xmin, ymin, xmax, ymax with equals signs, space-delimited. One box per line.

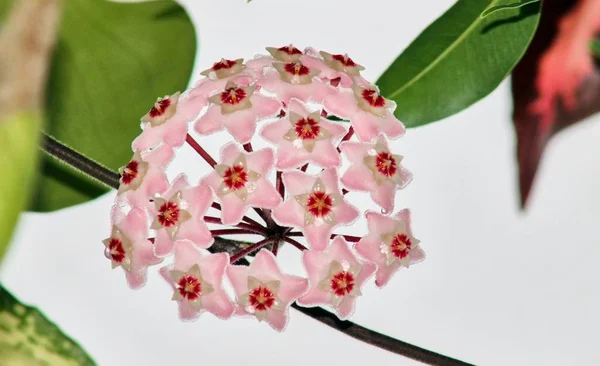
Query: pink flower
xmin=355 ymin=209 xmax=424 ymax=287
xmin=272 ymin=168 xmax=359 ymax=251
xmin=324 ymin=84 xmax=405 ymax=142
xmin=260 ymin=99 xmax=347 ymax=169
xmin=200 ymin=58 xmax=246 ymax=80
xmin=150 ymin=175 xmax=214 ymax=257
xmin=117 ymin=150 xmax=169 ymax=208
xmin=194 ymin=81 xmax=280 ymax=144
xmin=160 ymin=240 xmax=235 ymax=321
xmin=265 ymin=44 xmax=304 ymax=62
xmin=103 ymin=207 xmax=162 ymax=289
xmin=300 ymin=48 xmax=364 ymax=88
xmin=340 ymin=137 xmax=412 ymax=213
xmin=227 ymin=249 xmax=308 ymax=331
xmin=297 ymin=237 xmax=376 ymax=320
xmin=258 ymin=61 xmax=336 ymax=104
xmin=133 ymin=92 xmax=192 ymax=151
xmin=202 ymin=143 xmax=282 ymax=225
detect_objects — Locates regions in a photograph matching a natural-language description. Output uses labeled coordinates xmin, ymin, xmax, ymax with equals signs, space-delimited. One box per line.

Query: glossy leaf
xmin=377 ymin=0 xmax=541 ymax=128
xmin=0 ymin=0 xmax=197 ymax=211
xmin=0 ymin=113 xmax=41 ymax=260
xmin=0 ymin=285 xmax=95 ymax=365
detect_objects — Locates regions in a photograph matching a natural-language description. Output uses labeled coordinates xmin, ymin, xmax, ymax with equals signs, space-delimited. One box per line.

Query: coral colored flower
xmin=272 ymin=168 xmax=359 ymax=251
xmin=298 ymin=237 xmax=375 ymax=319
xmin=160 ymin=240 xmax=235 ymax=320
xmin=202 ymin=143 xmax=281 ymax=225
xmin=300 ymin=47 xmax=364 ymax=88
xmin=103 ymin=207 xmax=162 ymax=289
xmin=340 ymin=137 xmax=412 ymax=213
xmin=355 ymin=209 xmax=424 ymax=287
xmin=260 ymin=99 xmax=348 ymax=169
xmin=324 ymin=84 xmax=405 ymax=142
xmin=227 ymin=250 xmax=308 ymax=331
xmin=150 ymin=175 xmax=214 ymax=257
xmin=117 ymin=150 xmax=169 ymax=208
xmin=259 ymin=61 xmax=336 ymax=104
xmin=194 ymin=81 xmax=280 ymax=144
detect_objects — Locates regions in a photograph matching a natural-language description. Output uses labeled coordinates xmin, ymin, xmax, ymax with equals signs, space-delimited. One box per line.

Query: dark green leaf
xmin=377 ymin=0 xmax=541 ymax=128
xmin=480 ymin=0 xmax=540 ymax=18
xmin=0 ymin=113 xmax=41 ymax=260
xmin=0 ymin=0 xmax=197 ymax=211
xmin=0 ymin=285 xmax=95 ymax=365
xmin=591 ymin=39 xmax=600 ymax=58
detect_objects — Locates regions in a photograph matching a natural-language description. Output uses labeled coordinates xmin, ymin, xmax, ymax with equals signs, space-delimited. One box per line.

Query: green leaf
xmin=0 ymin=113 xmax=41 ymax=261
xmin=376 ymin=0 xmax=541 ymax=128
xmin=0 ymin=285 xmax=95 ymax=365
xmin=591 ymin=39 xmax=600 ymax=58
xmin=480 ymin=0 xmax=540 ymax=18
xmin=0 ymin=0 xmax=197 ymax=211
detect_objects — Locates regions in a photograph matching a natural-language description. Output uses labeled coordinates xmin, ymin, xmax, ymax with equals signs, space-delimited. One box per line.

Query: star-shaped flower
xmin=355 ymin=209 xmax=424 ymax=287
xmin=265 ymin=44 xmax=303 ymax=62
xmin=150 ymin=175 xmax=214 ymax=257
xmin=194 ymin=81 xmax=280 ymax=144
xmin=133 ymin=92 xmax=193 ymax=152
xmin=272 ymin=168 xmax=360 ymax=251
xmin=227 ymin=249 xmax=308 ymax=331
xmin=103 ymin=207 xmax=162 ymax=289
xmin=160 ymin=240 xmax=235 ymax=320
xmin=300 ymin=48 xmax=364 ymax=88
xmin=297 ymin=237 xmax=375 ymax=319
xmin=202 ymin=143 xmax=282 ymax=225
xmin=200 ymin=58 xmax=246 ymax=79
xmin=340 ymin=137 xmax=412 ymax=213
xmin=258 ymin=60 xmax=336 ymax=104
xmin=324 ymin=84 xmax=405 ymax=142
xmin=260 ymin=99 xmax=347 ymax=169
xmin=117 ymin=150 xmax=169 ymax=209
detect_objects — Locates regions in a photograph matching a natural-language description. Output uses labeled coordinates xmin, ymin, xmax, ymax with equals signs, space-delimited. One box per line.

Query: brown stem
xmin=282 ymin=236 xmax=308 ymax=251
xmin=186 ymin=133 xmax=216 ymax=167
xmin=271 ymin=240 xmax=280 ymax=256
xmin=230 ymin=238 xmax=274 ymax=263
xmin=300 ymin=163 xmax=308 ymax=172
xmin=211 ymin=229 xmax=261 ymax=236
xmin=276 ymin=171 xmax=285 ymax=198
xmin=288 ymin=232 xmax=361 ymax=242
xmin=210 ymin=202 xmax=264 ymax=229
xmin=243 ymin=142 xmax=253 ymax=152
xmin=203 ymin=216 xmax=267 ymax=234
xmin=337 ymin=126 xmax=354 ymax=152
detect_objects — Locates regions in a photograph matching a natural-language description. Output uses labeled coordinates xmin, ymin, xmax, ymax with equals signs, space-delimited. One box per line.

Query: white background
xmin=2 ymin=0 xmax=600 ymax=365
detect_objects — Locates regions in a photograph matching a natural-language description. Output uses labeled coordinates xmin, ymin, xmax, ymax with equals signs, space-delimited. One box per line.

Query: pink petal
xmin=223 ymin=109 xmax=258 ymax=144
xmin=120 ymin=208 xmax=149 ymax=242
xmin=380 ymin=111 xmax=405 ymax=140
xmin=178 ymin=301 xmax=201 ymax=321
xmin=203 ymin=290 xmax=236 ymax=319
xmin=227 ymin=265 xmax=250 ymax=296
xmin=281 ymin=171 xmax=316 ymax=195
xmin=310 ymin=142 xmax=341 ymax=168
xmin=333 ymin=202 xmax=360 ymax=225
xmin=219 ymin=142 xmax=241 ymax=164
xmin=296 ymin=288 xmax=330 ymax=306
xmin=366 ymin=211 xmax=398 ymax=234
xmin=277 ymin=275 xmax=309 ymax=305
xmin=246 ymin=147 xmax=275 ymax=175
xmin=248 ymin=250 xmax=281 ymax=281
xmin=329 ymin=237 xmax=359 ymax=264
xmin=162 ymin=119 xmax=189 ymax=147
xmin=287 ymin=99 xmax=311 ymax=115
xmin=172 ymin=240 xmax=203 ymax=270
xmin=220 ymin=194 xmax=248 ymax=225
xmin=259 ymin=119 xmax=291 ymax=143
xmin=320 ymin=119 xmax=349 ymax=140
xmin=335 ymin=296 xmax=357 ymax=320
xmin=133 ymin=125 xmax=165 ymax=150
xmin=171 ymin=94 xmax=206 ymax=123
xmin=265 ymin=309 xmax=289 ymax=332
xmin=125 ymin=271 xmax=146 ymax=290
xmin=194 ymin=105 xmax=224 ymax=136
xmin=271 ymin=198 xmax=304 ymax=228
xmin=375 ymin=261 xmax=402 ymax=288
xmin=354 ymin=234 xmax=384 ymax=265
xmin=247 ymin=178 xmax=282 ymax=209
xmin=339 ymin=141 xmax=373 ymax=163
xmin=142 ymin=145 xmax=174 ymax=168
xmin=304 ymin=224 xmax=333 ymax=251
xmin=252 ymin=94 xmax=281 ymax=119
xmin=154 ymin=229 xmax=174 ymax=257
xmin=350 ymin=111 xmax=380 ymax=143
xmin=371 ymin=181 xmax=397 ymax=214
xmin=341 ymin=164 xmax=376 ymax=191
xmin=275 ymin=143 xmax=310 ymax=170
xmin=177 ymin=220 xmax=213 ymax=249
xmin=320 ymin=168 xmax=341 ymax=193
xmin=323 ymin=90 xmax=359 ymax=119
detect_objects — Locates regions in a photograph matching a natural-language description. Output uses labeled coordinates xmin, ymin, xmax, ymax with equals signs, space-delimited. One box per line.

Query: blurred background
xmin=2 ymin=0 xmax=600 ymax=365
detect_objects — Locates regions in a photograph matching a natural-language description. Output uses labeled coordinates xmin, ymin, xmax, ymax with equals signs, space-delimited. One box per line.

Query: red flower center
xmin=212 ymin=59 xmax=237 ymax=71
xmin=332 ymin=54 xmax=357 ymax=67
xmin=108 ymin=238 xmax=126 ymax=263
xmin=157 ymin=201 xmax=180 ymax=227
xmin=294 ymin=117 xmax=321 ymax=140
xmin=375 ymin=152 xmax=397 ymax=177
xmin=283 ymin=62 xmax=310 ymax=76
xmin=361 ymin=89 xmax=386 ymax=108
xmin=121 ymin=160 xmax=139 ymax=185
xmin=248 ymin=286 xmax=276 ymax=311
xmin=277 ymin=45 xmax=302 ymax=56
xmin=220 ymin=87 xmax=247 ymax=105
xmin=391 ymin=233 xmax=412 ymax=259
xmin=223 ymin=165 xmax=248 ymax=191
xmin=149 ymin=98 xmax=171 ymax=118
xmin=177 ymin=275 xmax=202 ymax=301
xmin=306 ymin=191 xmax=333 ymax=217
xmin=330 ymin=271 xmax=355 ymax=296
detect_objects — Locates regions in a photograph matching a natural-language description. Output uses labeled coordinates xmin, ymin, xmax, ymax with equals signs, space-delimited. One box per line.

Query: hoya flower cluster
xmin=103 ymin=45 xmax=425 ymax=331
